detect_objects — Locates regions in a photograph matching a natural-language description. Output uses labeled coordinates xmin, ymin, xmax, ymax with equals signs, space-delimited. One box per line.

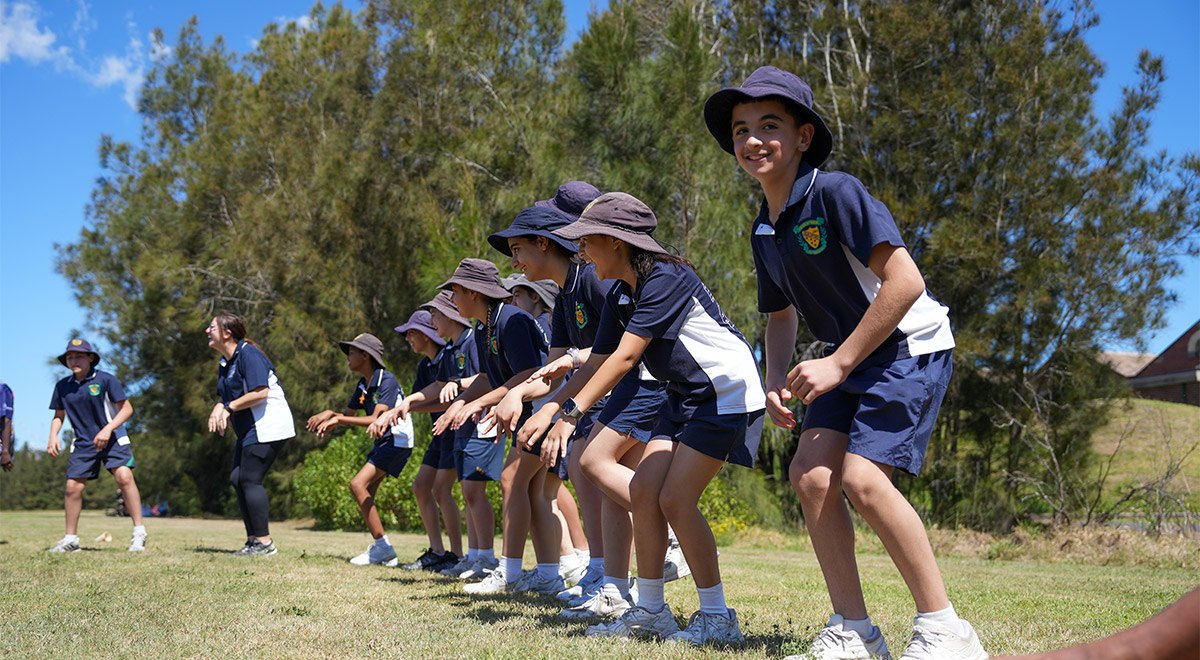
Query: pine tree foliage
xmin=56 ymin=0 xmax=1198 ymax=526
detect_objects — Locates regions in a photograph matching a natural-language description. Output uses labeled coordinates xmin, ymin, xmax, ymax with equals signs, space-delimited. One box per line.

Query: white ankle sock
xmin=132 ymin=525 xmax=146 ymax=537
xmin=917 ymin=603 xmax=966 ymax=637
xmin=502 ymin=556 xmax=522 ymax=582
xmin=637 ymin=577 xmax=665 ymax=612
xmin=537 ymin=563 xmax=558 ymax=580
xmin=696 ymin=582 xmax=728 ymax=616
xmin=842 ymin=616 xmax=874 ymax=637
xmin=559 ymin=553 xmax=577 ymax=568
xmin=64 ymin=534 xmax=79 ymax=544
xmin=601 ymin=575 xmax=629 ymax=598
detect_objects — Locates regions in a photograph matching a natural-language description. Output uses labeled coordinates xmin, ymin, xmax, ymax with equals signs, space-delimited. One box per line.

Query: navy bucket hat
xmin=339 ymin=332 xmax=388 ymax=370
xmin=553 ymin=192 xmax=667 ymax=255
xmin=704 ymin=66 xmax=833 ymax=168
xmin=439 ymin=258 xmax=512 ymax=301
xmin=421 ymin=290 xmax=471 ymax=328
xmin=534 ymin=181 xmax=602 ymax=221
xmin=57 ymin=338 xmax=101 ymax=367
xmin=488 ymin=207 xmax=581 ymax=257
xmin=394 ymin=310 xmax=446 ymax=347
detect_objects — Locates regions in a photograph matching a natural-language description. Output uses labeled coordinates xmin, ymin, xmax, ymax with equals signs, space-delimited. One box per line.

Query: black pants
xmin=230 ymin=439 xmax=285 ymax=538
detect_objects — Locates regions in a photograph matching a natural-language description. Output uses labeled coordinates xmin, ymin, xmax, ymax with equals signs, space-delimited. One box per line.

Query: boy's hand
xmin=764 ymin=385 xmax=796 ymax=429
xmin=1 ymin=449 xmax=14 ymax=471
xmin=368 ymin=408 xmax=398 ymax=439
xmin=432 ymin=400 xmax=466 ymax=435
xmin=47 ymin=436 xmax=61 ymax=458
xmin=518 ymin=404 xmax=556 ymax=450
xmin=491 ymin=391 xmax=525 ymax=435
xmin=528 ymin=355 xmax=573 ymax=385
xmin=305 ymin=410 xmax=335 ymax=433
xmin=93 ymin=427 xmax=112 ymax=451
xmin=439 ymin=381 xmax=459 ymax=404
xmin=786 ymin=356 xmax=848 ymax=405
xmin=540 ymin=418 xmax=575 ymax=467
xmin=314 ymin=415 xmax=340 ymax=437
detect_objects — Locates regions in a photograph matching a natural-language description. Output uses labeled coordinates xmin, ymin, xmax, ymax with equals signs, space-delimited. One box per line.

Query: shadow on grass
xmin=191 ymin=546 xmax=237 ymax=554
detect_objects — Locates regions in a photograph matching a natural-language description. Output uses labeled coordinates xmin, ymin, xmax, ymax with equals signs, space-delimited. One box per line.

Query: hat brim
xmin=487 ymin=227 xmax=579 ymax=257
xmin=420 ymin=299 xmax=470 ymax=328
xmin=338 ymin=340 xmax=387 ymax=369
xmin=502 ymin=278 xmax=559 ymax=308
xmin=57 ymin=351 xmax=100 ymax=368
xmin=438 ymin=274 xmax=512 ymax=301
xmin=703 ymin=88 xmax=833 ymax=168
xmin=553 ymin=220 xmax=667 ymax=255
xmin=393 ymin=323 xmax=446 ymax=346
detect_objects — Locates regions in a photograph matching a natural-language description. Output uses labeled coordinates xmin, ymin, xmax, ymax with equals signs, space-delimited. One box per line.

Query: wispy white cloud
xmin=277 ymin=14 xmax=315 ymax=31
xmin=0 ymin=0 xmax=148 ymax=109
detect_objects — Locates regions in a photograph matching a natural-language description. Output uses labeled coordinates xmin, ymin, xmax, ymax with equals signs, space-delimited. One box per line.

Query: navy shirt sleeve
xmin=49 ymin=380 xmax=64 ymax=411
xmin=377 ymin=372 xmax=400 ymax=408
xmin=238 ymin=345 xmax=272 ymax=390
xmin=624 ymin=266 xmax=693 ymax=341
xmin=550 ymin=302 xmax=570 ymax=348
xmin=592 ymin=287 xmax=627 ymax=355
xmin=500 ymin=312 xmax=545 ymax=377
xmin=347 ymin=379 xmax=368 ymax=411
xmin=102 ymin=372 xmax=127 ymax=402
xmin=823 ymin=175 xmax=905 ymax=267
xmin=752 ymin=232 xmax=792 ymax=314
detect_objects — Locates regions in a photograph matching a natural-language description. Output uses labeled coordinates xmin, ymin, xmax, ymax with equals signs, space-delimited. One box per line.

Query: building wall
xmin=1135 ymin=381 xmax=1200 ymax=406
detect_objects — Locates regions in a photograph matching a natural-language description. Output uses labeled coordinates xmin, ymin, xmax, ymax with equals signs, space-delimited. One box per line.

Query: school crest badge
xmin=456 ymin=353 xmax=466 ymax=370
xmin=88 ymin=384 xmax=100 ymax=396
xmin=490 ymin=335 xmax=499 ymax=355
xmin=575 ymin=302 xmax=588 ymax=328
xmin=71 ymin=339 xmax=84 ymax=347
xmin=795 ymin=217 xmax=827 ymax=255
xmin=372 ymin=392 xmax=379 ymax=405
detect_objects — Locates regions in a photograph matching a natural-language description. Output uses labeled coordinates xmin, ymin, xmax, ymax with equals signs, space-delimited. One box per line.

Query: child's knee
xmin=790 ymin=456 xmax=838 ymax=503
xmin=629 ymin=473 xmax=660 ymax=513
xmin=841 ymin=462 xmax=892 ymax=511
xmin=657 ymin=489 xmax=691 ymax=522
xmin=65 ymin=479 xmax=86 ymax=496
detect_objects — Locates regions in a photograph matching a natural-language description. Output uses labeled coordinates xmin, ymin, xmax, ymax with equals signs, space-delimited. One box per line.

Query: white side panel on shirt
xmin=250 ymin=371 xmax=295 ymax=442
xmin=675 ymin=298 xmax=766 ymax=415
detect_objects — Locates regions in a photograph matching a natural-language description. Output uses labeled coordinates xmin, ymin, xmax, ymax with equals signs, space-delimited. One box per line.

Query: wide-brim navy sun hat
xmin=57 ymin=338 xmax=101 ymax=368
xmin=488 ymin=206 xmax=580 ymax=257
xmin=553 ymin=192 xmax=667 ymax=256
xmin=704 ymin=65 xmax=833 ymax=168
xmin=393 ymin=310 xmax=446 ymax=347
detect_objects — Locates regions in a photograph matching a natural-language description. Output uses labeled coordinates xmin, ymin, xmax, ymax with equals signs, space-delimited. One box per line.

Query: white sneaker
xmin=459 ymin=556 xmax=499 ymax=580
xmin=349 ymin=543 xmax=398 ymax=566
xmin=663 ymin=538 xmax=691 ymax=582
xmin=560 ymin=590 xmax=632 ymax=619
xmin=518 ymin=572 xmax=566 ymax=596
xmin=464 ymin=567 xmax=518 ymax=594
xmin=557 ymin=564 xmax=602 ymax=601
xmin=669 ymin=608 xmax=745 ymax=646
xmin=48 ymin=538 xmax=80 ymax=553
xmin=788 ymin=614 xmax=891 ymax=660
xmin=586 ymin=603 xmax=681 ymax=639
xmin=899 ymin=619 xmax=987 ymax=660
xmin=128 ymin=533 xmax=147 ymax=552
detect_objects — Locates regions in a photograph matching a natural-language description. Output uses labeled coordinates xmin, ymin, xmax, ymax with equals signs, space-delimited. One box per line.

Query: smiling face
xmin=428 ymin=308 xmax=458 ymax=338
xmin=508 ymin=236 xmax=552 ymax=281
xmin=731 ymin=99 xmax=813 ymax=184
xmin=63 ymin=351 xmax=93 ymax=378
xmin=578 ymin=235 xmax=623 ymax=280
xmin=206 ymin=317 xmax=230 ymax=350
xmin=450 ymin=284 xmax=485 ymax=320
xmin=405 ymin=329 xmax=432 ymax=354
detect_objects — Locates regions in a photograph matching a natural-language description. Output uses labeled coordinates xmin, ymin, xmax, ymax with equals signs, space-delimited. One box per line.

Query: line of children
xmin=305 ymin=333 xmax=413 ymax=566
xmin=46 ymin=338 xmax=147 ymax=553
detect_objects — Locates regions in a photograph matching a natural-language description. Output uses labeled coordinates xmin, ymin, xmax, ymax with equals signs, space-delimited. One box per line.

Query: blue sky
xmin=2 ymin=0 xmax=1197 ymax=449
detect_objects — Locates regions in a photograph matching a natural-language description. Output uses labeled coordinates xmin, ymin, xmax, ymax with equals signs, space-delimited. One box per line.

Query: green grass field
xmin=1 ymin=511 xmax=1194 ymax=659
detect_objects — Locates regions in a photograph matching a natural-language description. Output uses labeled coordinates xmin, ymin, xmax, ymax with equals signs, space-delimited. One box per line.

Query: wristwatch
xmin=223 ymin=402 xmax=233 ymax=413
xmin=561 ymin=398 xmax=585 ymax=421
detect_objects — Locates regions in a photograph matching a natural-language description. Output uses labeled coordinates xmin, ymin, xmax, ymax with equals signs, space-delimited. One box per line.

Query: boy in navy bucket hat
xmin=706 ymin=67 xmax=987 ymax=660
xmin=46 ymin=338 xmax=148 ymax=553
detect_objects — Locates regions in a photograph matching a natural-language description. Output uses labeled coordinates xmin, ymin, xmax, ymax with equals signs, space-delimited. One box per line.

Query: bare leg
xmin=544 ymin=473 xmax=574 ymax=556
xmin=527 ymin=466 xmax=561 ymax=564
xmin=556 ymin=482 xmax=588 ymax=553
xmin=579 ymin=424 xmax=640 ymax=507
xmin=412 ymin=464 xmax=445 ymax=553
xmin=64 ymin=478 xmax=86 ymax=535
xmin=500 ymin=447 xmax=551 ymax=560
xmin=568 ymin=433 xmax=604 ymax=560
xmin=461 ymin=480 xmax=493 ymax=551
xmin=790 ymin=427 xmax=867 ymax=620
xmin=842 ymin=454 xmax=949 ymax=612
xmin=110 ymin=466 xmax=144 ymax=527
xmin=628 ymin=438 xmax=675 ymax=580
xmin=350 ymin=463 xmax=389 ymax=540
xmin=433 ymin=468 xmax=463 ymax=556
xmin=657 ymin=444 xmax=726 ymax=588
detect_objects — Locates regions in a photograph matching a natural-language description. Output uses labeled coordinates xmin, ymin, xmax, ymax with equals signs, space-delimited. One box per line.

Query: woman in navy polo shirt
xmin=46 ymin=338 xmax=147 ymax=553
xmin=519 ymin=193 xmax=766 ymax=646
xmin=206 ymin=313 xmax=295 ymax=557
xmin=307 ymin=333 xmax=414 ymax=567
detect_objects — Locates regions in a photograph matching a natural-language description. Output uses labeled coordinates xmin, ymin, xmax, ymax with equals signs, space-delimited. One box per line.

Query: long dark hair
xmin=215 ymin=312 xmax=260 ymax=350
xmin=630 ymin=248 xmax=695 ymax=280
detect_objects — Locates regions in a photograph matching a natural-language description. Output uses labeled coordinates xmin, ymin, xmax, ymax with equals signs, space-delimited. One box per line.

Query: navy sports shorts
xmin=367 ymin=441 xmax=413 ymax=478
xmin=800 ymin=349 xmax=952 ymax=476
xmin=420 ymin=430 xmax=456 ymax=471
xmin=651 ymin=409 xmax=764 ymax=469
xmin=455 ymin=435 xmax=504 ymax=482
xmin=597 ymin=377 xmax=665 ymax=443
xmin=66 ymin=437 xmax=135 ymax=480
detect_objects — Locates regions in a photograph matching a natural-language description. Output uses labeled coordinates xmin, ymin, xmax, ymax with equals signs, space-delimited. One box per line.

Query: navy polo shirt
xmin=593 ymin=262 xmax=765 ymax=422
xmin=551 ymin=262 xmax=609 ymax=349
xmin=438 ymin=328 xmax=483 ymax=438
xmin=413 ymin=354 xmax=444 ymax=426
xmin=751 ymin=164 xmax=954 ymax=366
xmin=475 ymin=302 xmax=548 ymax=421
xmin=1 ymin=382 xmax=12 ymax=421
xmin=49 ymin=369 xmax=129 ymax=444
xmin=348 ymin=368 xmax=402 ymax=442
xmin=217 ymin=341 xmax=294 ymax=444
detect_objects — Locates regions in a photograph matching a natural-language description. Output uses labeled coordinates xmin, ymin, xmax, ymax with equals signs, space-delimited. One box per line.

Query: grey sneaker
xmin=459 ymin=556 xmax=499 ymax=580
xmin=439 ymin=555 xmax=474 ymax=577
xmin=663 ymin=538 xmax=691 ymax=582
xmin=899 ymin=618 xmax=986 ymax=660
xmin=47 ymin=538 xmax=80 ymax=553
xmin=128 ymin=533 xmax=147 ymax=552
xmin=669 ymin=608 xmax=745 ymax=646
xmin=518 ymin=572 xmax=566 ymax=596
xmin=464 ymin=567 xmax=519 ymax=594
xmin=238 ymin=540 xmax=277 ymax=557
xmin=560 ymin=590 xmax=633 ymax=620
xmin=790 ymin=614 xmax=891 ymax=660
xmin=586 ymin=603 xmax=681 ymax=639
xmin=557 ymin=564 xmax=602 ymax=601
